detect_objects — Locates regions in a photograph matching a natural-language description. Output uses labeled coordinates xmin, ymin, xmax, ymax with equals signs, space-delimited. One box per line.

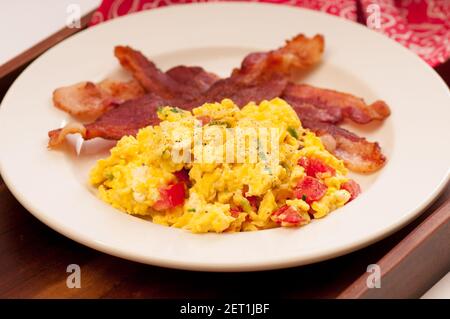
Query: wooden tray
xmin=0 ymin=13 xmax=449 ymax=298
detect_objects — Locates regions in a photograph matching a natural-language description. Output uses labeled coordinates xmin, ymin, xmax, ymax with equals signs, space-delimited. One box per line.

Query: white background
xmin=0 ymin=0 xmax=448 ymax=299
xmin=0 ymin=0 xmax=100 ymax=66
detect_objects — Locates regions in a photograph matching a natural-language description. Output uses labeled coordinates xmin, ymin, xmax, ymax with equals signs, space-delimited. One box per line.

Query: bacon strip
xmin=232 ymin=34 xmax=324 ymax=83
xmin=187 ymin=34 xmax=324 ymax=107
xmin=52 ymin=80 xmax=144 ymax=119
xmin=284 ymin=100 xmax=342 ymax=124
xmin=114 ymin=46 xmax=219 ymax=103
xmin=189 ymin=74 xmax=288 ymax=108
xmin=49 ymin=34 xmax=323 ymax=145
xmin=47 ymin=33 xmax=387 ymax=174
xmin=98 ymin=78 xmax=145 ymax=101
xmin=282 ymin=83 xmax=390 ymax=124
xmin=51 ymin=34 xmax=322 ymax=119
xmin=166 ymin=65 xmax=220 ymax=94
xmin=48 ymin=94 xmax=165 ymax=147
xmin=301 ymin=119 xmax=386 ymax=173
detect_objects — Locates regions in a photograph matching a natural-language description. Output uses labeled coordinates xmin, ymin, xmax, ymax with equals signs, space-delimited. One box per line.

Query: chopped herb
xmin=287 ymin=127 xmax=299 ymax=139
xmin=187 ymin=208 xmax=196 ymax=212
xmin=105 ymin=172 xmax=114 ymax=180
xmin=302 ymin=194 xmax=307 ymax=201
xmin=170 ymin=107 xmax=181 ymax=113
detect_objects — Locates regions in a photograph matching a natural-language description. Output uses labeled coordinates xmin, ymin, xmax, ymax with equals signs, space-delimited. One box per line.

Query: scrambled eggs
xmin=90 ymin=98 xmax=359 ymax=233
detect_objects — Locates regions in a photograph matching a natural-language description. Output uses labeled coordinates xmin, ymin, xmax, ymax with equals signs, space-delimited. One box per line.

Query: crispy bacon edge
xmin=233 ymin=34 xmax=325 ymax=83
xmin=302 ymin=119 xmax=386 ymax=173
xmin=52 ymin=79 xmax=145 ymax=119
xmin=282 ymin=83 xmax=391 ymax=124
xmin=48 ymin=94 xmax=165 ymax=148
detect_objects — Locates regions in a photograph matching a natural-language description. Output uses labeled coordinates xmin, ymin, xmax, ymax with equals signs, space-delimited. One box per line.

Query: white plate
xmin=0 ymin=3 xmax=449 ymax=271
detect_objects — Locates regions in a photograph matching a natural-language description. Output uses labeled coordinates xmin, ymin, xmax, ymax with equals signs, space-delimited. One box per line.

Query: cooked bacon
xmin=114 ymin=45 xmax=175 ymax=99
xmin=98 ymin=78 xmax=145 ymax=101
xmin=166 ymin=65 xmax=220 ymax=93
xmin=186 ymin=34 xmax=323 ymax=106
xmin=281 ymin=83 xmax=389 ymax=173
xmin=52 ymin=82 xmax=114 ymax=118
xmin=52 ymin=66 xmax=216 ymax=119
xmin=114 ymin=34 xmax=322 ymax=103
xmin=232 ymin=34 xmax=324 ymax=84
xmin=282 ymin=83 xmax=390 ymax=124
xmin=47 ymin=122 xmax=87 ymax=148
xmin=48 ymin=94 xmax=165 ymax=147
xmin=52 ymin=79 xmax=144 ymax=119
xmin=58 ymin=34 xmax=320 ymax=116
xmin=48 ymin=33 xmax=387 ymax=175
xmin=114 ymin=46 xmax=219 ymax=103
xmin=285 ymin=100 xmax=342 ymax=123
xmin=189 ymin=74 xmax=288 ymax=108
xmin=301 ymin=119 xmax=386 ymax=173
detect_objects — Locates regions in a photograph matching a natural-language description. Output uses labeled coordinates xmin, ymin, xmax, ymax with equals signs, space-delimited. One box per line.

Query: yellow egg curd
xmin=90 ymin=98 xmax=356 ymax=233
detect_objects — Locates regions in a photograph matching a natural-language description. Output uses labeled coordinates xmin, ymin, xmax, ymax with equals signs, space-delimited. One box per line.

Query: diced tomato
xmin=272 ymin=205 xmax=289 ymax=217
xmin=298 ymin=157 xmax=335 ymax=178
xmin=196 ymin=116 xmax=211 ymax=126
xmin=246 ymin=195 xmax=260 ymax=211
xmin=174 ymin=169 xmax=190 ymax=185
xmin=242 ymin=186 xmax=260 ymax=211
xmin=271 ymin=205 xmax=303 ymax=226
xmin=293 ymin=176 xmax=327 ymax=204
xmin=152 ymin=182 xmax=186 ymax=211
xmin=341 ymin=179 xmax=361 ymax=201
xmin=230 ymin=207 xmax=241 ymax=218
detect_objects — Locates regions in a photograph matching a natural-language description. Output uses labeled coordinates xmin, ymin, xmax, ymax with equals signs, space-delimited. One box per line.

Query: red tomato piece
xmin=341 ymin=179 xmax=361 ymax=201
xmin=272 ymin=205 xmax=289 ymax=217
xmin=229 ymin=207 xmax=241 ymax=218
xmin=293 ymin=176 xmax=327 ymax=204
xmin=272 ymin=205 xmax=303 ymax=226
xmin=241 ymin=186 xmax=260 ymax=211
xmin=196 ymin=116 xmax=211 ymax=126
xmin=174 ymin=169 xmax=190 ymax=185
xmin=298 ymin=157 xmax=335 ymax=178
xmin=246 ymin=195 xmax=260 ymax=211
xmin=152 ymin=182 xmax=186 ymax=211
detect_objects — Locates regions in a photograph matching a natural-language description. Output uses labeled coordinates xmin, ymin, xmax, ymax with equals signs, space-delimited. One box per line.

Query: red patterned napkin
xmin=90 ymin=0 xmax=449 ymax=66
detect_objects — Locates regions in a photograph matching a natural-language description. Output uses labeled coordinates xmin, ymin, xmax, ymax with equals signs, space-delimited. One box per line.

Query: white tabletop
xmin=422 ymin=272 xmax=450 ymax=299
xmin=0 ymin=0 xmax=100 ymax=66
xmin=0 ymin=0 xmax=448 ymax=299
